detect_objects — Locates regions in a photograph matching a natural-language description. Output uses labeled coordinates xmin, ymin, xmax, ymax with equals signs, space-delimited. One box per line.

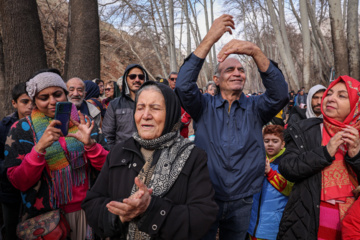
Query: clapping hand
xmin=107 ymin=177 xmax=152 ymax=223
xmin=342 ymin=126 xmax=360 ymax=158
xmin=67 ymin=111 xmax=95 ymax=147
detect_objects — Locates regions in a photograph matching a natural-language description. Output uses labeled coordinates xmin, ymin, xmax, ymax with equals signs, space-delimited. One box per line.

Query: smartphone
xmin=54 ymin=102 xmax=72 ymax=136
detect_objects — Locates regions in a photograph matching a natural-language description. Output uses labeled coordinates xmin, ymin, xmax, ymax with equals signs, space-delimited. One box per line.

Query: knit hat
xmin=26 ymin=72 xmax=67 ymax=100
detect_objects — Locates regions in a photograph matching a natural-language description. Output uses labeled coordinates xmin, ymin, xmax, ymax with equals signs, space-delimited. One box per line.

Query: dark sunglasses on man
xmin=128 ymin=74 xmax=145 ymax=80
xmin=169 ymin=78 xmax=177 ymax=81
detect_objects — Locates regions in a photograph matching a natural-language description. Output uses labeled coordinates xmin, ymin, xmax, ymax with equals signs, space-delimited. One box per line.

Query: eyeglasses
xmin=169 ymin=78 xmax=177 ymax=81
xmin=128 ymin=74 xmax=145 ymax=80
xmin=104 ymin=88 xmax=113 ymax=92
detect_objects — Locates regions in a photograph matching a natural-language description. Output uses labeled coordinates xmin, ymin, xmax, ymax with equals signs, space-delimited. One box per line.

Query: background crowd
xmin=1 ymin=14 xmax=360 ymax=240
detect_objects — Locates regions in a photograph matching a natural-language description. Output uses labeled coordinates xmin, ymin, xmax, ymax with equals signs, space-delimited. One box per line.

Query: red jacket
xmin=342 ymin=197 xmax=360 ymax=239
xmin=180 ymin=107 xmax=191 ymax=138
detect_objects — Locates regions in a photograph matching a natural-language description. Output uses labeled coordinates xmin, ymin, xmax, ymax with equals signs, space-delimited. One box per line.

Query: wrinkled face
xmin=322 ymin=82 xmax=350 ymax=122
xmin=207 ymin=85 xmax=216 ymax=96
xmin=67 ymin=78 xmax=85 ymax=107
xmin=127 ymin=68 xmax=145 ymax=93
xmin=105 ymin=83 xmax=114 ymax=98
xmin=263 ymin=134 xmax=285 ymax=158
xmin=98 ymin=82 xmax=104 ymax=95
xmin=168 ymin=74 xmax=177 ymax=90
xmin=135 ymin=89 xmax=166 ymax=140
xmin=311 ymin=90 xmax=324 ymax=116
xmin=34 ymin=87 xmax=67 ymax=118
xmin=12 ymin=93 xmax=33 ymax=119
xmin=214 ymin=58 xmax=246 ymax=94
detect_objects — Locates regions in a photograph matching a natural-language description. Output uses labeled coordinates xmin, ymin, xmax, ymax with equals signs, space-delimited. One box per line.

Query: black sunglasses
xmin=104 ymin=88 xmax=113 ymax=91
xmin=170 ymin=78 xmax=177 ymax=81
xmin=128 ymin=74 xmax=145 ymax=80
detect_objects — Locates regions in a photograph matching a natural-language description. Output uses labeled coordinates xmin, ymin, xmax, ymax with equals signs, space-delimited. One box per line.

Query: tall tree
xmin=347 ymin=0 xmax=359 ymax=79
xmin=267 ymin=0 xmax=299 ymax=90
xmin=64 ymin=0 xmax=100 ymax=80
xmin=328 ymin=0 xmax=349 ymax=77
xmin=0 ymin=26 xmax=5 ymax=120
xmin=169 ymin=0 xmax=177 ymax=72
xmin=0 ymin=0 xmax=47 ymax=115
xmin=299 ymin=0 xmax=311 ymax=90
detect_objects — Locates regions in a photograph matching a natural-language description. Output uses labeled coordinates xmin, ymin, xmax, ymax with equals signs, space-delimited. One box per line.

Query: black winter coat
xmin=277 ymin=118 xmax=360 ymax=240
xmin=82 ymin=137 xmax=218 ymax=240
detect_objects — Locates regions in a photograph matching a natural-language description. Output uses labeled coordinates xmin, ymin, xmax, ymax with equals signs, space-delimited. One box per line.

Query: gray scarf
xmin=127 ymin=131 xmax=194 ymax=240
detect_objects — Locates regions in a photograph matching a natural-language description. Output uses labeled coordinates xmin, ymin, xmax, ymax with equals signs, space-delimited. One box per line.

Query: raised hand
xmin=342 ymin=125 xmax=360 ymax=158
xmin=217 ymin=40 xmax=270 ymax=72
xmin=67 ymin=111 xmax=95 ymax=147
xmin=35 ymin=120 xmax=62 ymax=153
xmin=326 ymin=130 xmax=345 ymax=157
xmin=194 ymin=14 xmax=235 ymax=59
xmin=265 ymin=159 xmax=271 ymax=174
xmin=106 ymin=177 xmax=152 ymax=223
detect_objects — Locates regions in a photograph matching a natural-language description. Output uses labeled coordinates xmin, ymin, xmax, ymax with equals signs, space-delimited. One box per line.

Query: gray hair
xmin=135 ymin=84 xmax=162 ymax=103
xmin=214 ymin=62 xmax=221 ymax=77
xmin=213 ymin=57 xmax=245 ymax=77
xmin=168 ymin=72 xmax=178 ymax=79
xmin=206 ymin=81 xmax=216 ymax=90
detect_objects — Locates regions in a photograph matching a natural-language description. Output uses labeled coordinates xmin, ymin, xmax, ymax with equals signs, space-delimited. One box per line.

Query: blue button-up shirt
xmin=175 ymin=53 xmax=289 ymax=201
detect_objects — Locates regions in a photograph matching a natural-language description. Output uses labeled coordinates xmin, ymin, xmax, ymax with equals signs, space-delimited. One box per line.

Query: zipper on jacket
xmin=253 ymin=192 xmax=262 ymax=237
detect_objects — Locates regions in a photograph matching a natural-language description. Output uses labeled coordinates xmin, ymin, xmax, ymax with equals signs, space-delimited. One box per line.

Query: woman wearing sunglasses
xmin=102 ymin=81 xmax=121 ymax=108
xmin=102 ymin=64 xmax=148 ymax=149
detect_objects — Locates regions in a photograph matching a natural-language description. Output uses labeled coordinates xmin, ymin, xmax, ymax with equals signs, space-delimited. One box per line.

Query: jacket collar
xmin=215 ymin=92 xmax=247 ymax=110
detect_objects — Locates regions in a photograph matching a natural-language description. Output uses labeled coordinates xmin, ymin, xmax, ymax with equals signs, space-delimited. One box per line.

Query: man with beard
xmin=287 ymin=84 xmax=326 ymax=126
xmin=102 ymin=64 xmax=148 ymax=148
xmin=66 ymin=77 xmax=102 ymax=127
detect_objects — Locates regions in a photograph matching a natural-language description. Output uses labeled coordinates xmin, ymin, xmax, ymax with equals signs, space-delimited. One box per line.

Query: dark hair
xmin=94 ymin=78 xmax=104 ymax=85
xmin=168 ymin=72 xmax=178 ymax=79
xmin=263 ymin=125 xmax=284 ymax=141
xmin=12 ymin=82 xmax=28 ymax=102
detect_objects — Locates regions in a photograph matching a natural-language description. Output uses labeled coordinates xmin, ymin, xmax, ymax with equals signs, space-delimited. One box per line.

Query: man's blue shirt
xmin=175 ymin=53 xmax=289 ymax=201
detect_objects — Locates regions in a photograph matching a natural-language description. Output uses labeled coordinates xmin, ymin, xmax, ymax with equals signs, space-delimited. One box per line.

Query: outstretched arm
xmin=175 ymin=15 xmax=234 ymax=121
xmin=193 ymin=14 xmax=235 ymax=59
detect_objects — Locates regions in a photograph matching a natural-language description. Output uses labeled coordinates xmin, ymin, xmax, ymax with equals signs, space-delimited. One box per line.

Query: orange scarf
xmin=321 ymin=76 xmax=360 ymax=218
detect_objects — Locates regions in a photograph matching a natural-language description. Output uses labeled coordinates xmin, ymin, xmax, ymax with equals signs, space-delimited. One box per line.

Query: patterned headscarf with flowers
xmin=320 ymin=75 xmax=360 ymax=218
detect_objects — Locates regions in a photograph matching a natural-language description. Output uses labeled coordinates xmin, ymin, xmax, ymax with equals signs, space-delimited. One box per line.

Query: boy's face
xmin=12 ymin=93 xmax=33 ymax=119
xmin=263 ymin=133 xmax=285 ymax=158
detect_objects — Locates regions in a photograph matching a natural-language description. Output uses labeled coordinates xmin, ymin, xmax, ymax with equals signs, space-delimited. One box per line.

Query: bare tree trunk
xmin=210 ymin=0 xmax=216 ymax=66
xmin=328 ymin=0 xmax=349 ymax=77
xmin=267 ymin=0 xmax=299 ymax=90
xmin=185 ymin=0 xmax=191 ymax=55
xmin=0 ymin=26 xmax=5 ymax=120
xmin=169 ymin=0 xmax=177 ymax=72
xmin=299 ymin=0 xmax=311 ymax=90
xmin=123 ymin=0 xmax=167 ymax=77
xmin=306 ymin=0 xmax=333 ymax=66
xmin=203 ymin=0 xmax=213 ymax=75
xmin=0 ymin=0 xmax=47 ymax=115
xmin=65 ymin=0 xmax=100 ymax=80
xmin=160 ymin=0 xmax=172 ymax=69
xmin=347 ymin=0 xmax=359 ymax=79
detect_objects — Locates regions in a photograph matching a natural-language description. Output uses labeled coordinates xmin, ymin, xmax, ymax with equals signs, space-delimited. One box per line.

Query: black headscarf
xmin=134 ymin=81 xmax=181 ymax=136
xmin=84 ymin=80 xmax=100 ymax=100
xmin=113 ymin=81 xmax=122 ymax=98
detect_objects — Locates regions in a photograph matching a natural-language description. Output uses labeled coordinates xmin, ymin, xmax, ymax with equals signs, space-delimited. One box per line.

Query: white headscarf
xmin=306 ymin=84 xmax=327 ymax=119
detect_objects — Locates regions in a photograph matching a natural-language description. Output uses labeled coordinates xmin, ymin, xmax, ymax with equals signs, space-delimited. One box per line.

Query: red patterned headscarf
xmin=320 ymin=76 xmax=360 ymax=218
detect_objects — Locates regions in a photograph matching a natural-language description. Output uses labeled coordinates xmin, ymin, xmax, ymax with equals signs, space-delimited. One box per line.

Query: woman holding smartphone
xmin=3 ymin=69 xmax=109 ymax=239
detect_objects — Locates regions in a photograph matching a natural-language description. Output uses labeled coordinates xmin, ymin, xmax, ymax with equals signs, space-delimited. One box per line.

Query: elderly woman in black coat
xmin=82 ymin=81 xmax=218 ymax=240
